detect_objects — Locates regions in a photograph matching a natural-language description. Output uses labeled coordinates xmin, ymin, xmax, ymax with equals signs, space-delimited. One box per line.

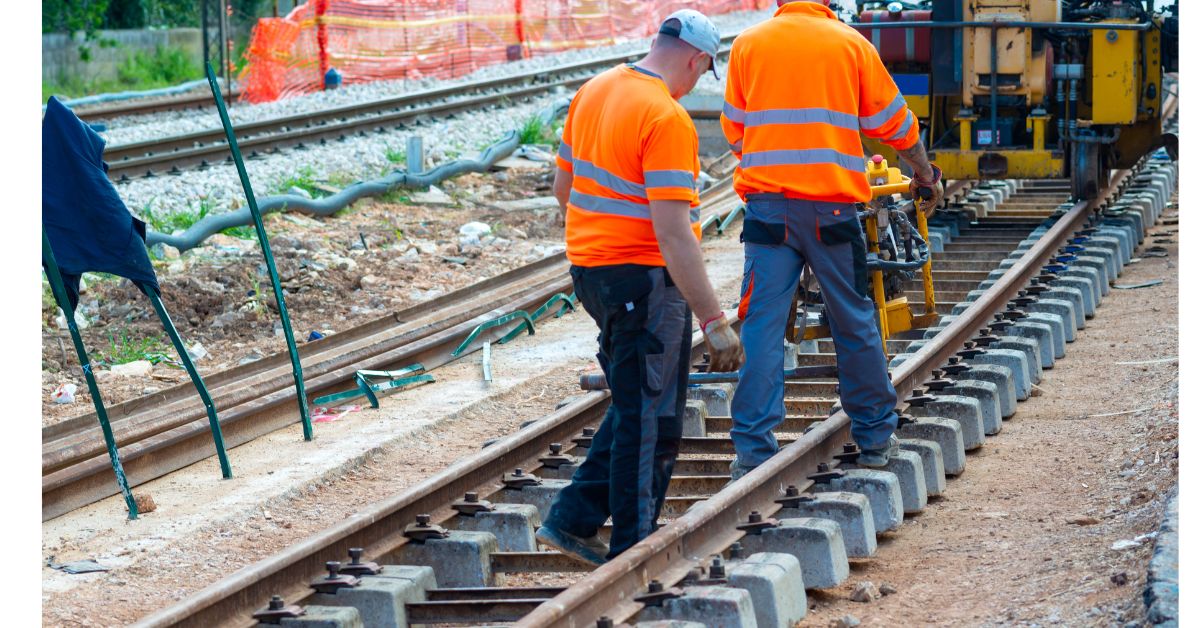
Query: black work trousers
xmin=543 ymin=264 xmax=692 ymax=559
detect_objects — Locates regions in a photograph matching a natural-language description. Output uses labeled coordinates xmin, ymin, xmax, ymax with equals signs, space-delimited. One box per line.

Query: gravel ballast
xmin=106 ymin=9 xmax=769 ymax=228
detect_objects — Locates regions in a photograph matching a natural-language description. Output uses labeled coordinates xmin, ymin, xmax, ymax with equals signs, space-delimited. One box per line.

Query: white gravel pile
xmin=112 ymin=7 xmax=771 ymax=228
xmin=119 ymin=93 xmax=567 ymax=223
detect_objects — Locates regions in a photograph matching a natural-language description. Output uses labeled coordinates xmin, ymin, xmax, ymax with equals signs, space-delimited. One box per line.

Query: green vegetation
xmin=518 ymin=113 xmax=556 ymax=145
xmin=385 ymin=146 xmax=407 ymax=165
xmin=276 ymin=165 xmax=323 ymax=198
xmin=221 ymin=225 xmax=258 ymax=240
xmin=101 ymin=328 xmax=168 ymax=365
xmin=43 ymin=0 xmax=271 ymax=98
xmin=43 ymin=44 xmax=201 ymax=101
xmin=379 ymin=189 xmax=413 ymax=205
xmin=142 ymin=195 xmax=218 ymax=235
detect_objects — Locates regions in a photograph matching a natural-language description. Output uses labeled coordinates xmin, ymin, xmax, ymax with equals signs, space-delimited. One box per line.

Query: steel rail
xmin=73 ymin=89 xmax=243 ymax=123
xmin=44 ymin=181 xmax=738 ymax=521
xmin=129 ymin=175 xmax=992 ymax=627
xmin=519 ymin=93 xmax=1177 ymax=628
xmin=103 ymin=37 xmax=737 ymax=181
xmin=518 ymin=173 xmax=1139 ymax=628
xmin=131 ymin=184 xmax=746 ymax=628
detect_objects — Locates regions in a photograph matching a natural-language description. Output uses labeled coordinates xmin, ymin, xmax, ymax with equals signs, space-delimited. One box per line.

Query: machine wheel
xmin=1070 ymin=141 xmax=1101 ymax=200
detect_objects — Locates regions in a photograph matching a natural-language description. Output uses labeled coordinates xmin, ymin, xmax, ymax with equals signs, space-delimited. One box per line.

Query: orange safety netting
xmin=239 ymin=0 xmax=772 ymax=103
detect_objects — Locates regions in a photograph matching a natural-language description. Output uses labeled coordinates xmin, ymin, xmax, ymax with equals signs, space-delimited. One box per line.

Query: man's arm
xmin=651 ymin=200 xmax=744 ymax=372
xmin=856 ymin=44 xmax=941 ymax=211
xmin=719 ymin=44 xmax=746 ymax=158
xmin=896 ymin=141 xmax=934 ymax=182
xmin=650 ymin=199 xmax=721 ymax=323
xmin=553 ymin=167 xmax=573 ymax=224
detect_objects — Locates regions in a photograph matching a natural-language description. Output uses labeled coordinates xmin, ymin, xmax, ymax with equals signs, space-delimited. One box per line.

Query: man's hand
xmin=701 ymin=313 xmax=745 ymax=372
xmin=909 ymin=163 xmax=944 ymax=217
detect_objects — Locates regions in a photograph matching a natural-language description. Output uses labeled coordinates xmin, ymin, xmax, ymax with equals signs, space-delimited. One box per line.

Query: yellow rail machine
xmin=797 ymin=155 xmax=937 ymax=357
xmin=851 ymin=0 xmax=1177 ymax=200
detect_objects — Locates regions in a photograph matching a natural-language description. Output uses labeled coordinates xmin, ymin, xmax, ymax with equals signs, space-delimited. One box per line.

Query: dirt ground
xmin=40 ymin=165 xmax=567 ymax=424
xmin=39 ymin=187 xmax=1177 ymax=626
xmin=39 ymin=215 xmax=750 ymax=627
xmin=803 ymin=207 xmax=1179 ymax=627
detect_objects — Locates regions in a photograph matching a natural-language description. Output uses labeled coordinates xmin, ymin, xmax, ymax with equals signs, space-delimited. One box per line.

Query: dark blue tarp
xmin=42 ymin=96 xmax=158 ymax=310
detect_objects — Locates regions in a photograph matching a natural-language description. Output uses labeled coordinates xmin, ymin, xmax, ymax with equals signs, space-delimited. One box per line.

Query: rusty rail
xmin=45 ymin=180 xmax=738 ymax=522
xmin=519 ymin=92 xmax=1177 ymax=628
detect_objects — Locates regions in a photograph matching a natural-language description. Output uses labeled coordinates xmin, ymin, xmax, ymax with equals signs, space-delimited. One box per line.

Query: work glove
xmin=701 ymin=313 xmax=745 ymax=372
xmin=910 ymin=163 xmax=944 ymax=217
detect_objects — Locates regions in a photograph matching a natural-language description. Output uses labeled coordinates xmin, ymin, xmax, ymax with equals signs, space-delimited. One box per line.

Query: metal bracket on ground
xmin=454 ymin=311 xmax=536 ymax=357
xmin=312 ymin=364 xmax=434 ymax=409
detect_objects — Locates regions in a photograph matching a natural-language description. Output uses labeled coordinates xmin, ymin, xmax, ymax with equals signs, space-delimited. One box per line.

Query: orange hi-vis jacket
xmin=720 ymin=1 xmax=921 ymax=204
xmin=557 ymin=64 xmax=702 ymax=268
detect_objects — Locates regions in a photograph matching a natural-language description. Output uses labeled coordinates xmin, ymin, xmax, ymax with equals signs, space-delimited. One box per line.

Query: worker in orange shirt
xmin=721 ymin=0 xmax=944 ymax=477
xmin=535 ymin=10 xmax=744 ymax=565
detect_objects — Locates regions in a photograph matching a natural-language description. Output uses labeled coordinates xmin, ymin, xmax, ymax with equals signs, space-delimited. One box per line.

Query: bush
xmin=43 ymin=44 xmax=200 ymax=100
xmin=117 ymin=45 xmax=199 ymax=87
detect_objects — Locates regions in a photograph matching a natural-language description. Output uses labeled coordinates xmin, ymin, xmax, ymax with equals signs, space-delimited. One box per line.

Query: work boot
xmin=856 ymin=435 xmax=900 ymax=468
xmin=535 ymin=525 xmax=608 ymax=566
xmin=729 ymin=458 xmax=757 ymax=482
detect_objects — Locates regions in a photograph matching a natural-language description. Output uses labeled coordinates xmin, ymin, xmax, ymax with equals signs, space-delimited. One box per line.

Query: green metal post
xmin=42 ymin=230 xmax=139 ymax=519
xmin=144 ymin=287 xmax=233 ymax=478
xmin=204 ymin=63 xmax=314 ymax=441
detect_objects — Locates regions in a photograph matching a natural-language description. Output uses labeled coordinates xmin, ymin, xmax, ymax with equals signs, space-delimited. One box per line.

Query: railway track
xmin=124 ymin=89 xmax=1177 ymax=627
xmin=71 ymin=88 xmax=241 ymax=124
xmin=42 ymin=162 xmax=759 ymax=521
xmin=100 ymin=38 xmax=737 ymax=183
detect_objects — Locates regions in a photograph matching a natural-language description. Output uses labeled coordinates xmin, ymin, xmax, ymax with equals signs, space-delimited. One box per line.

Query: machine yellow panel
xmin=904 ymin=95 xmax=930 ymax=119
xmin=971 ymin=17 xmax=1027 ymax=76
xmin=1091 ymin=25 xmax=1140 ymax=124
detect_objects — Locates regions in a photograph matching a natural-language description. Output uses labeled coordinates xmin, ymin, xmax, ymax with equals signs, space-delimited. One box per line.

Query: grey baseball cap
xmin=658 ymin=9 xmax=721 ymax=79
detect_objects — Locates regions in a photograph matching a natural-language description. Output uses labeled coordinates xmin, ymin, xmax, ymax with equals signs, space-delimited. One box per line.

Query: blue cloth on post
xmin=42 ymin=96 xmax=159 ymax=309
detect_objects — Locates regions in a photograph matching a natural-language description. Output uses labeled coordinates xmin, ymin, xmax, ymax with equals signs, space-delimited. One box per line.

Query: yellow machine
xmin=799 ymin=156 xmax=938 ymax=355
xmin=853 ymin=0 xmax=1178 ymax=199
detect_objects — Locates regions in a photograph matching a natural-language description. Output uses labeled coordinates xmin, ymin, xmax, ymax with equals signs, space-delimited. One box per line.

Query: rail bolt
xmin=251 ymin=595 xmax=306 ymax=624
xmin=540 ymin=442 xmax=575 ymax=469
xmin=808 ymin=462 xmax=846 ymax=484
xmin=403 ymin=514 xmax=451 ymax=542
xmin=451 ymin=492 xmax=495 ymax=516
xmin=503 ymin=469 xmax=543 ymax=489
xmin=309 ymin=562 xmax=360 ymax=594
xmin=633 ymin=579 xmax=683 ymax=607
xmin=737 ymin=510 xmax=780 ymax=535
xmin=709 ymin=555 xmax=727 ymax=579
xmin=340 ymin=548 xmax=381 ymax=576
xmin=776 ymin=485 xmax=815 ymax=508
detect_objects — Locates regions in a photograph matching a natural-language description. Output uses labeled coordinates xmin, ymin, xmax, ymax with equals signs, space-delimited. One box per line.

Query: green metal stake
xmin=144 ymin=286 xmax=233 ymax=478
xmin=204 ymin=63 xmax=314 ymax=441
xmin=42 ymin=230 xmax=139 ymax=519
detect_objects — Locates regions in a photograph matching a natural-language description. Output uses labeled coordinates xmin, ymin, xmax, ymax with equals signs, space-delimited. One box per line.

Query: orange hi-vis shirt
xmin=720 ymin=1 xmax=921 ymax=204
xmin=557 ymin=64 xmax=702 ymax=268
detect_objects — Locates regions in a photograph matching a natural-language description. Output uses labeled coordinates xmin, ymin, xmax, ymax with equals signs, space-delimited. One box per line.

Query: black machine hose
xmin=145 ymin=98 xmax=571 ymax=252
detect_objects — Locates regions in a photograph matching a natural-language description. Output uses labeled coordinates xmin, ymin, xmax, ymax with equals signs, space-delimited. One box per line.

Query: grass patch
xmin=101 ymin=329 xmax=169 ymax=366
xmin=276 ymin=165 xmax=323 ymax=197
xmin=385 ymin=146 xmax=406 ymax=165
xmin=143 ymin=195 xmax=218 ymax=235
xmin=43 ymin=45 xmax=200 ymax=101
xmin=518 ymin=113 xmax=556 ymax=145
xmin=379 ymin=189 xmax=412 ymax=205
xmin=221 ymin=225 xmax=259 ymax=240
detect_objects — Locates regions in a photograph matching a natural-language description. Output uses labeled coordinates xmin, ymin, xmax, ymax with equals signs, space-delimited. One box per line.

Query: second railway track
xmin=100 ymin=39 xmax=737 ymax=183
xmin=124 ymin=99 xmax=1177 ymax=625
